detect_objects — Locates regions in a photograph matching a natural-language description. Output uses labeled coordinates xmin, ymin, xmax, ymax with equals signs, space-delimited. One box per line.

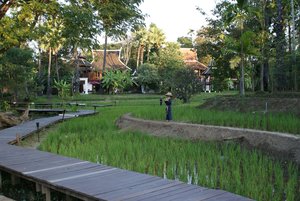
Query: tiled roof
xmin=91 ymin=49 xmax=130 ymax=71
xmin=180 ymin=48 xmax=207 ymax=71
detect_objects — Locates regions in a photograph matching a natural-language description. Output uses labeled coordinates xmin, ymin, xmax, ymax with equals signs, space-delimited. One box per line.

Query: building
xmin=180 ymin=48 xmax=208 ymax=79
xmin=91 ymin=49 xmax=130 ymax=73
xmin=180 ymin=48 xmax=213 ymax=92
xmin=72 ymin=49 xmax=130 ymax=94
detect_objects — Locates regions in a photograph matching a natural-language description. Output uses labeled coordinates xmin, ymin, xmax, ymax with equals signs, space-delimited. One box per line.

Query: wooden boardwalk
xmin=0 ymin=110 xmax=254 ymax=201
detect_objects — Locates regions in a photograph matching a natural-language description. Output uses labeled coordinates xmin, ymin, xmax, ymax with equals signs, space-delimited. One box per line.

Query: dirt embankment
xmin=116 ymin=114 xmax=300 ymax=165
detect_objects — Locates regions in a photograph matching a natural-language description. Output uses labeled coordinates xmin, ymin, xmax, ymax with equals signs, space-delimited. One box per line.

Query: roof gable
xmin=180 ymin=48 xmax=207 ymax=71
xmin=91 ymin=49 xmax=130 ymax=71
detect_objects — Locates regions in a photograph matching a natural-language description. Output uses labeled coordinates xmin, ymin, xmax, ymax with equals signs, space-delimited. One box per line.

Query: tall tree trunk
xmin=55 ymin=53 xmax=60 ymax=81
xmin=47 ymin=48 xmax=52 ymax=98
xmin=240 ymin=28 xmax=245 ymax=96
xmin=38 ymin=48 xmax=42 ymax=75
xmin=263 ymin=61 xmax=269 ymax=91
xmin=240 ymin=53 xmax=245 ymax=96
xmin=263 ymin=0 xmax=271 ymax=92
xmin=0 ymin=0 xmax=14 ymax=20
xmin=73 ymin=48 xmax=80 ymax=95
xmin=140 ymin=45 xmax=144 ymax=65
xmin=260 ymin=0 xmax=267 ymax=92
xmin=124 ymin=40 xmax=131 ymax=65
xmin=274 ymin=0 xmax=286 ymax=91
xmin=252 ymin=63 xmax=255 ymax=92
xmin=290 ymin=0 xmax=297 ymax=91
xmin=136 ymin=45 xmax=141 ymax=68
xmin=146 ymin=48 xmax=150 ymax=62
xmin=260 ymin=63 xmax=264 ymax=91
xmin=103 ymin=33 xmax=108 ymax=72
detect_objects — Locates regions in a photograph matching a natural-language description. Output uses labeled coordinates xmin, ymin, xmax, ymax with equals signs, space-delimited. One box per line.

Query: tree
xmin=273 ymin=0 xmax=287 ymax=91
xmin=0 ymin=0 xmax=14 ymax=20
xmin=92 ymin=0 xmax=144 ymax=71
xmin=0 ymin=47 xmax=35 ymax=100
xmin=102 ymin=70 xmax=132 ymax=94
xmin=53 ymin=79 xmax=70 ymax=99
xmin=172 ymin=68 xmax=202 ymax=103
xmin=151 ymin=42 xmax=184 ymax=68
xmin=36 ymin=1 xmax=65 ymax=97
xmin=177 ymin=36 xmax=193 ymax=48
xmin=133 ymin=27 xmax=148 ymax=67
xmin=0 ymin=0 xmax=52 ymax=54
xmin=223 ymin=0 xmax=250 ymax=96
xmin=61 ymin=1 xmax=99 ymax=95
xmin=136 ymin=63 xmax=159 ymax=92
xmin=290 ymin=0 xmax=297 ymax=90
xmin=143 ymin=42 xmax=184 ymax=92
xmin=146 ymin=23 xmax=166 ymax=61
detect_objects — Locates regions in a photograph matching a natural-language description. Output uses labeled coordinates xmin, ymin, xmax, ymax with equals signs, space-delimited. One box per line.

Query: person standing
xmin=164 ymin=92 xmax=173 ymax=121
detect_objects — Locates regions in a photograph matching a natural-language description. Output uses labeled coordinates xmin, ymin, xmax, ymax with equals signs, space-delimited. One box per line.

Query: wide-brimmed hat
xmin=165 ymin=92 xmax=173 ymax=97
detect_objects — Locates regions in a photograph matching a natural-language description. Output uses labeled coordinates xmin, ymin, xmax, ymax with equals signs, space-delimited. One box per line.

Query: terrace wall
xmin=116 ymin=114 xmax=300 ymax=165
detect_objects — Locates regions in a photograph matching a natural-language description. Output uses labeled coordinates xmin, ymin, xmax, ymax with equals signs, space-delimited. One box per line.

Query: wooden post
xmin=62 ymin=109 xmax=66 ymax=121
xmin=45 ymin=188 xmax=51 ymax=201
xmin=36 ymin=122 xmax=40 ymax=142
xmin=36 ymin=183 xmax=41 ymax=192
xmin=11 ymin=174 xmax=20 ymax=185
xmin=16 ymin=134 xmax=21 ymax=145
xmin=42 ymin=185 xmax=51 ymax=201
xmin=66 ymin=194 xmax=72 ymax=201
xmin=0 ymin=171 xmax=2 ymax=190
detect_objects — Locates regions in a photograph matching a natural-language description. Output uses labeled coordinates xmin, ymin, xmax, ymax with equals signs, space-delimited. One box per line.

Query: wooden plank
xmin=33 ymin=164 xmax=112 ymax=181
xmin=97 ymin=179 xmax=182 ymax=200
xmin=10 ymin=158 xmax=84 ymax=173
xmin=203 ymin=191 xmax=253 ymax=201
xmin=54 ymin=168 xmax=128 ymax=189
xmin=124 ymin=183 xmax=201 ymax=201
xmin=162 ymin=188 xmax=226 ymax=201
xmin=90 ymin=175 xmax=159 ymax=196
xmin=16 ymin=108 xmax=65 ymax=113
xmin=86 ymin=173 xmax=158 ymax=196
xmin=51 ymin=167 xmax=119 ymax=185
xmin=23 ymin=161 xmax=90 ymax=175
xmin=47 ymin=169 xmax=127 ymax=197
xmin=1 ymin=155 xmax=61 ymax=167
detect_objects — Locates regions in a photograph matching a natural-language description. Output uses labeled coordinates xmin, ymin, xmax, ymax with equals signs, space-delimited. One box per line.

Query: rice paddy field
xmin=37 ymin=93 xmax=299 ymax=201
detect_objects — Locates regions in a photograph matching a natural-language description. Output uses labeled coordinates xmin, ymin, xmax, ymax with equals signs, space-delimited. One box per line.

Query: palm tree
xmin=224 ymin=0 xmax=249 ymax=96
xmin=257 ymin=0 xmax=270 ymax=92
xmin=146 ymin=23 xmax=166 ymax=62
xmin=38 ymin=4 xmax=65 ymax=98
xmin=134 ymin=27 xmax=148 ymax=68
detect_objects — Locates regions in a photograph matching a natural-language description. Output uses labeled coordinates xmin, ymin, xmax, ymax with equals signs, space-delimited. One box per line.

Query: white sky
xmin=139 ymin=0 xmax=218 ymax=42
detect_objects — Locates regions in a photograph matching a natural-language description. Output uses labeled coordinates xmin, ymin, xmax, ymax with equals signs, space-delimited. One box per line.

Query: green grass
xmin=133 ymin=105 xmax=300 ymax=134
xmin=38 ymin=96 xmax=300 ymax=201
xmin=35 ymin=93 xmax=300 ymax=134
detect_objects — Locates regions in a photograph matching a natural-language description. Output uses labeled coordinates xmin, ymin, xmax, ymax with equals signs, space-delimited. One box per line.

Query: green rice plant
xmin=37 ymin=95 xmax=299 ymax=201
xmin=285 ymin=162 xmax=299 ymax=201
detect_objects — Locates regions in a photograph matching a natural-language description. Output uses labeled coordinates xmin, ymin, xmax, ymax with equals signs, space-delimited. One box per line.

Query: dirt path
xmin=116 ymin=114 xmax=300 ymax=165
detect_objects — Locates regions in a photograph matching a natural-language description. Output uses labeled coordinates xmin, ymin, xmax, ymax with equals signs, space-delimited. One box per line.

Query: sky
xmin=139 ymin=0 xmax=218 ymax=42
